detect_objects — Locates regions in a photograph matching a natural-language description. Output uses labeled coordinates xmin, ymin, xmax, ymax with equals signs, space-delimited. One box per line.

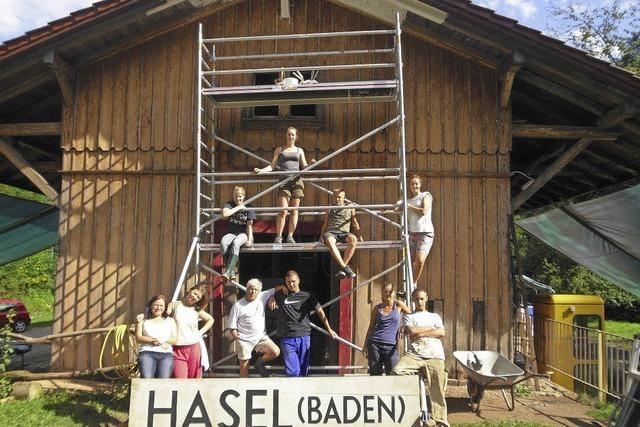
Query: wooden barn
xmin=1 ymin=0 xmax=639 ymax=375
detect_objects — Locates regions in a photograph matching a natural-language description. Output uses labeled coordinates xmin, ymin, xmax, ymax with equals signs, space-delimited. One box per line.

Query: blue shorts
xmin=281 ymin=336 xmax=311 ymax=377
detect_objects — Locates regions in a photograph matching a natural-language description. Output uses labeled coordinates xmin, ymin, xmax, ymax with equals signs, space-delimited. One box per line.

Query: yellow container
xmin=534 ymin=294 xmax=606 ymax=395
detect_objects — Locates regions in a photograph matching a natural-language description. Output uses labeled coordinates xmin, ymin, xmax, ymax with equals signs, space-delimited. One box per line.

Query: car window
xmin=0 ymin=303 xmax=16 ymax=312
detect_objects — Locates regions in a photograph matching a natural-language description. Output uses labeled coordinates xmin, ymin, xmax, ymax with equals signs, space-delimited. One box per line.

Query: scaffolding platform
xmin=200 ymin=240 xmax=403 ymax=253
xmin=203 ymin=80 xmax=397 ymax=107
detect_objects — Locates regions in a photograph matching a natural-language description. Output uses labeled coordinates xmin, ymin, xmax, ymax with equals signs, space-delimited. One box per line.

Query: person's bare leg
xmin=287 ymin=197 xmax=301 ymax=238
xmin=343 ymin=234 xmax=357 ymax=265
xmin=239 ymin=359 xmax=250 ymax=378
xmin=259 ymin=341 xmax=280 ymax=362
xmin=412 ymin=251 xmax=428 ymax=284
xmin=325 ymin=235 xmax=346 ymax=268
xmin=276 ymin=195 xmax=289 ymax=238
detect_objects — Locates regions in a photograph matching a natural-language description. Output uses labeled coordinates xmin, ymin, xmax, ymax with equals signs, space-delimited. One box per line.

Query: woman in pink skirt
xmin=170 ymin=285 xmax=214 ymax=378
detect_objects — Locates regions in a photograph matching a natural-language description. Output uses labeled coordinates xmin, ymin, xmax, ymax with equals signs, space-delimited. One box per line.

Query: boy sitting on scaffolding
xmin=220 ymin=186 xmax=255 ymax=283
xmin=320 ymin=188 xmax=362 ymax=279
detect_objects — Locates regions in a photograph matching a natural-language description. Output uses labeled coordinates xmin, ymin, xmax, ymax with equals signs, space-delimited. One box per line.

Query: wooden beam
xmin=43 ymin=50 xmax=76 ymax=106
xmin=512 ymin=124 xmax=618 ymax=140
xmin=597 ymin=102 xmax=639 ymax=128
xmin=0 ymin=137 xmax=58 ymax=202
xmin=511 ymin=138 xmax=593 ymax=212
xmin=403 ymin=18 xmax=501 ymax=69
xmin=0 ymin=122 xmax=61 ymax=136
xmin=499 ymin=51 xmax=525 ymax=109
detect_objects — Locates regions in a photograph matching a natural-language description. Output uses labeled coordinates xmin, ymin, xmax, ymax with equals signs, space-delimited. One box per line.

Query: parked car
xmin=0 ymin=299 xmax=31 ymax=332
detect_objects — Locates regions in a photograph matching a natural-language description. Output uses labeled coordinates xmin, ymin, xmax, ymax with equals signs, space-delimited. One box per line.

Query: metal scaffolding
xmin=172 ymin=13 xmax=416 ymax=374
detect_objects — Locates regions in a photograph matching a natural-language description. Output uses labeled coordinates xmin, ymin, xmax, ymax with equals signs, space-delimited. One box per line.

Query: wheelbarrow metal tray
xmin=453 ymin=351 xmax=524 ymax=388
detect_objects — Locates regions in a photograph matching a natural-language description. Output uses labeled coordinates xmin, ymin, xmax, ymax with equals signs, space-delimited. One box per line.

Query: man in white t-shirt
xmin=392 ymin=289 xmax=449 ymax=427
xmin=227 ymin=278 xmax=281 ymax=377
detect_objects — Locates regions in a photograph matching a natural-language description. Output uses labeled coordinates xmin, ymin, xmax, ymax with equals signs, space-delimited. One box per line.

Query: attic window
xmin=242 ymin=72 xmax=324 ymax=130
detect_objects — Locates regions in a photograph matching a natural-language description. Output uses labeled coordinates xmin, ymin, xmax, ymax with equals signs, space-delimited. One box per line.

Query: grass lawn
xmin=605 ymin=320 xmax=640 ymax=339
xmin=0 ymin=389 xmax=128 ymax=426
xmin=2 ymin=285 xmax=54 ymax=327
xmin=453 ymin=422 xmax=551 ymax=427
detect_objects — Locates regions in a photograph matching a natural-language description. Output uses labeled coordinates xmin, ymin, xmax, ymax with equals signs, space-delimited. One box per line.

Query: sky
xmin=0 ymin=0 xmax=608 ymax=44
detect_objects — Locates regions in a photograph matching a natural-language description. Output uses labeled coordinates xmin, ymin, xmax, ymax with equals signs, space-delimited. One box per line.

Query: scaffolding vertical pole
xmin=396 ymin=12 xmax=427 ymax=424
xmin=195 ymin=23 xmax=204 ymax=270
xmin=395 ymin=13 xmax=414 ymax=294
xmin=208 ymin=43 xmax=217 ymax=250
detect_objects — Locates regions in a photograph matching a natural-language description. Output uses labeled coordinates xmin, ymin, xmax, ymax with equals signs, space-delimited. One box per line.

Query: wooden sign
xmin=129 ymin=376 xmax=421 ymax=426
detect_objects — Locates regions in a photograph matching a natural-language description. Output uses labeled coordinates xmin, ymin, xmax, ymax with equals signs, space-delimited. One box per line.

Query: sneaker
xmin=343 ymin=266 xmax=356 ymax=278
xmin=335 ymin=268 xmax=347 ymax=279
xmin=274 ymin=236 xmax=283 ymax=244
xmin=253 ymin=357 xmax=270 ymax=377
xmin=285 ymin=235 xmax=296 ymax=244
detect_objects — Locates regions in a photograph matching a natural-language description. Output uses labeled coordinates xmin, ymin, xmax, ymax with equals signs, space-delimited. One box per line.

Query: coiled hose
xmin=99 ymin=324 xmax=138 ymax=380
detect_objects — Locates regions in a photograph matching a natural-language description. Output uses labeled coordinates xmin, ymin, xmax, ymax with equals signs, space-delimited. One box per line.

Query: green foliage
xmin=549 ymin=1 xmax=640 ymax=74
xmin=0 ymin=312 xmax=16 ymax=398
xmin=515 ymin=226 xmax=640 ymax=321
xmin=514 ymin=383 xmax=532 ymax=398
xmin=0 ymin=389 xmax=129 ymax=426
xmin=453 ymin=421 xmax=551 ymax=427
xmin=605 ymin=320 xmax=640 ymax=339
xmin=577 ymin=393 xmax=617 ymax=422
xmin=0 ymin=183 xmax=53 ymax=205
xmin=0 ymin=247 xmax=57 ymax=325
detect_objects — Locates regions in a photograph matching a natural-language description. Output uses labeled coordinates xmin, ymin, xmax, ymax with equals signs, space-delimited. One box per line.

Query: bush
xmin=0 ymin=313 xmax=16 ymax=398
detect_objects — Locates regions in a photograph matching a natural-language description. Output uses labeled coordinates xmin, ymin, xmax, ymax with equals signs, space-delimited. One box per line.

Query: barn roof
xmin=0 ymin=0 xmax=639 ymax=213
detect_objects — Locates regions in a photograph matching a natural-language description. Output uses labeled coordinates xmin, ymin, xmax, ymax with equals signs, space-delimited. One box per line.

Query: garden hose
xmin=99 ymin=324 xmax=138 ymax=380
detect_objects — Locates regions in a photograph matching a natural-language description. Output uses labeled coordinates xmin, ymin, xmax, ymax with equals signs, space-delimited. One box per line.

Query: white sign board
xmin=129 ymin=376 xmax=421 ymax=426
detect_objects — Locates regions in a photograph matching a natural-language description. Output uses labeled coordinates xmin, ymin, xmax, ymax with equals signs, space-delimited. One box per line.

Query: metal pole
xmin=199 ymin=263 xmax=363 ymax=352
xmin=206 ymin=176 xmax=398 ymax=185
xmin=195 ymin=23 xmax=204 ymax=268
xmin=395 ymin=12 xmax=425 ymax=422
xmin=209 ymin=135 xmax=402 ymax=229
xmin=319 ymin=262 xmax=405 ymax=310
xmin=202 ymin=203 xmax=396 ymax=212
xmin=203 ymin=167 xmax=400 ymax=177
xmin=172 ymin=237 xmax=200 ymax=302
xmin=395 ymin=13 xmax=414 ymax=293
xmin=204 ymin=29 xmax=395 ymax=43
xmin=237 ymin=118 xmax=399 ymax=209
xmin=215 ymin=48 xmax=394 ymax=61
xmin=307 ymin=181 xmax=402 ymax=229
xmin=205 ymin=63 xmax=395 ymax=76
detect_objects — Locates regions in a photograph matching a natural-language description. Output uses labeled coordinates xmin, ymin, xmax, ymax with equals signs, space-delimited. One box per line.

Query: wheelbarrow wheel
xmin=467 ymin=380 xmax=484 ymax=414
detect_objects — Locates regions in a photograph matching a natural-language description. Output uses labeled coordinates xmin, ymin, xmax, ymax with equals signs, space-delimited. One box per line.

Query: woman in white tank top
xmin=169 ymin=285 xmax=214 ymax=378
xmin=405 ymin=174 xmax=435 ymax=285
xmin=135 ymin=295 xmax=177 ymax=378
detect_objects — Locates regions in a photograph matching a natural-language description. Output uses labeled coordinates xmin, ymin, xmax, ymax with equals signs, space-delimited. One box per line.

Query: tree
xmin=549 ymin=0 xmax=640 ymax=74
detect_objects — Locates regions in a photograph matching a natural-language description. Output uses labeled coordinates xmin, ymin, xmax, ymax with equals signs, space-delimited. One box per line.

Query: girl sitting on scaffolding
xmin=254 ymin=127 xmax=314 ymax=244
xmin=220 ymin=186 xmax=255 ymax=283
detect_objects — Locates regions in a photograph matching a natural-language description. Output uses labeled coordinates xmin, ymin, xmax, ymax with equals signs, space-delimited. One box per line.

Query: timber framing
xmin=512 ymin=124 xmax=619 ymax=140
xmin=0 ymin=137 xmax=58 ymax=201
xmin=0 ymin=0 xmax=638 ymax=207
xmin=499 ymin=52 xmax=525 ymax=109
xmin=0 ymin=122 xmax=61 ymax=136
xmin=43 ymin=50 xmax=76 ymax=106
xmin=511 ymin=138 xmax=594 ymax=212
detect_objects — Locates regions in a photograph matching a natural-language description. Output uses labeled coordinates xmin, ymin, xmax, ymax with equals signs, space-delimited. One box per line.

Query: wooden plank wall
xmin=53 ymin=0 xmax=511 ymax=373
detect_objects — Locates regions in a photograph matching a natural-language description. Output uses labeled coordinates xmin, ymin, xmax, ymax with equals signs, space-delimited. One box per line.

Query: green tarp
xmin=0 ymin=194 xmax=58 ymax=266
xmin=516 ymin=184 xmax=640 ymax=297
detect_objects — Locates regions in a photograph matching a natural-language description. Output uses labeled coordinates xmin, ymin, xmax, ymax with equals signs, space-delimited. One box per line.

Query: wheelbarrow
xmin=453 ymin=350 xmax=548 ymax=415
